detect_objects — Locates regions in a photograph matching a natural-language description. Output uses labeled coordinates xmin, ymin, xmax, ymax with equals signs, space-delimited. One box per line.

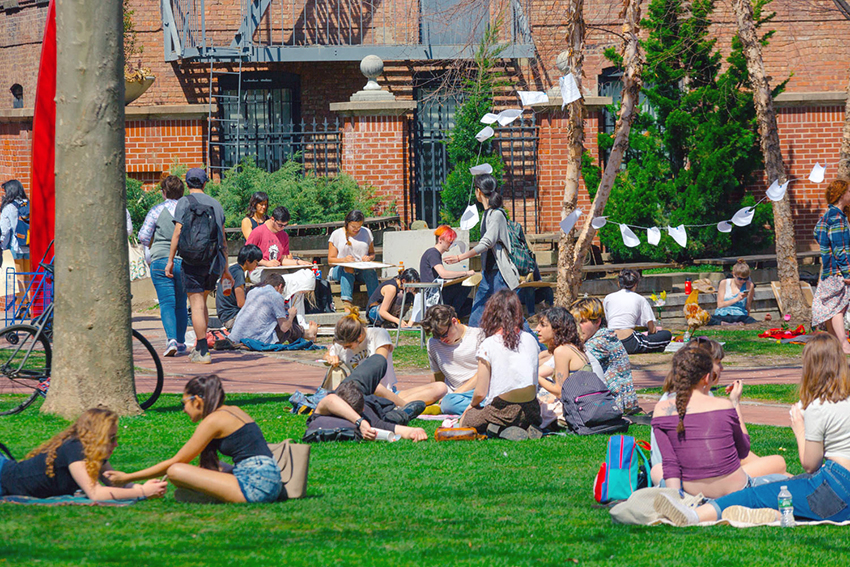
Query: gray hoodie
xmin=473 ymin=208 xmax=520 ymax=290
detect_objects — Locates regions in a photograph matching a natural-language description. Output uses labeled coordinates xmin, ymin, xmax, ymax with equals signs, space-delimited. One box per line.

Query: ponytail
xmin=334 ymin=307 xmax=367 ymax=344
xmin=474 ymin=174 xmax=503 ymax=209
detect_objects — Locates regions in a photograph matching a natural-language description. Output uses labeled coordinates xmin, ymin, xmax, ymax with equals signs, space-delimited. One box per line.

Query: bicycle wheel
xmin=0 ymin=324 xmax=51 ymax=416
xmin=132 ymin=329 xmax=164 ymax=410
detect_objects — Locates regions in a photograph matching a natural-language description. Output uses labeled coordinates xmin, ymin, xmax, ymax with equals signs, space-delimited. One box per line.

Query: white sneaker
xmin=163 ymin=339 xmax=178 ymax=358
xmin=189 ymin=350 xmax=212 ymax=364
xmin=654 ymin=493 xmax=700 ymax=526
xmin=721 ymin=506 xmax=778 ymax=525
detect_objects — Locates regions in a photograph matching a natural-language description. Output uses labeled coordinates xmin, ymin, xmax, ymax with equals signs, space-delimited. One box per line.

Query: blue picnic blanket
xmin=239 ymin=337 xmax=325 ymax=352
xmin=0 ymin=494 xmax=137 ymax=506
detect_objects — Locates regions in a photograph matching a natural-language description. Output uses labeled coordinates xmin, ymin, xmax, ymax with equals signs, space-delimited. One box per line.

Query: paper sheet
xmin=766 ymin=179 xmax=788 ymax=201
xmin=731 ymin=206 xmax=755 ymax=227
xmin=620 ymin=224 xmax=640 ymax=248
xmin=518 ymin=91 xmax=549 ymax=106
xmin=496 ymin=109 xmax=523 ymax=126
xmin=475 ymin=126 xmax=494 ymax=142
xmin=591 ymin=216 xmax=607 ymax=229
xmin=469 ymin=163 xmax=493 ymax=176
xmin=647 ymin=226 xmax=661 ymax=246
xmin=668 ymin=225 xmax=687 ymax=247
xmin=559 ymin=73 xmax=582 ymax=108
xmin=460 ymin=205 xmax=480 ymax=230
xmin=560 ymin=208 xmax=582 ymax=234
xmin=335 ymin=261 xmax=395 ymax=270
xmin=717 ymin=221 xmax=732 ymax=233
xmin=480 ymin=113 xmax=499 ymax=125
xmin=809 ymin=162 xmax=826 ymax=184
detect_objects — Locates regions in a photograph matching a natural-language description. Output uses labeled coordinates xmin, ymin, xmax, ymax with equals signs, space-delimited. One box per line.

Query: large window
xmin=216 ymin=72 xmax=300 ymax=172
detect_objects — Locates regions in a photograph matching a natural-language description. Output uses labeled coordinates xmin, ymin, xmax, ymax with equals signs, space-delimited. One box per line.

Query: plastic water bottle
xmin=778 ymin=485 xmax=795 ymax=527
xmin=312 ymin=261 xmax=321 ymax=280
xmin=221 ymin=278 xmax=233 ymax=297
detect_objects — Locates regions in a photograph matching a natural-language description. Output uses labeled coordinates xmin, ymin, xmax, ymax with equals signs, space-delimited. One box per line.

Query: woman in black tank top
xmin=105 ymin=375 xmax=282 ymax=503
xmin=367 ymin=268 xmax=420 ymax=327
xmin=241 ymin=191 xmax=269 ymax=240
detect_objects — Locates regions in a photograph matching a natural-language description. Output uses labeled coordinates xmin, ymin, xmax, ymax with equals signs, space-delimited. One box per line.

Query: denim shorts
xmin=232 ymin=455 xmax=282 ymax=503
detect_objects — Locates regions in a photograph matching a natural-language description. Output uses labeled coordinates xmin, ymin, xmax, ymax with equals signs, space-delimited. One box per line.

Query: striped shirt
xmin=427 ymin=326 xmax=484 ymax=392
xmin=814 ymin=205 xmax=850 ymax=279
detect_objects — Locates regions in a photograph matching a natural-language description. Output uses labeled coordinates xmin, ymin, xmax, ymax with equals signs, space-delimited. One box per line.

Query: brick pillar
xmin=329 ymin=102 xmax=416 ymax=225
xmin=533 ymin=98 xmax=608 ymax=233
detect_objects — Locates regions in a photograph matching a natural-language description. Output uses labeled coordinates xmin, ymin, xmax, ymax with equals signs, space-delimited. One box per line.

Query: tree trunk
xmin=839 ymin=65 xmax=850 ymax=180
xmin=562 ymin=0 xmax=644 ymax=303
xmin=42 ymin=0 xmax=140 ymax=418
xmin=731 ymin=0 xmax=807 ymax=321
xmin=555 ymin=0 xmax=586 ymax=307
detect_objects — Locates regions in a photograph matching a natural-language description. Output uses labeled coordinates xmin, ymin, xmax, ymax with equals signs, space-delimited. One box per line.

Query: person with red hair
xmin=419 ymin=225 xmax=475 ymax=317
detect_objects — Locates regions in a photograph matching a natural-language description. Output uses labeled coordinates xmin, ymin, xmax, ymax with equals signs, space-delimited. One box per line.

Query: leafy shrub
xmin=126 ymin=176 xmax=162 ymax=233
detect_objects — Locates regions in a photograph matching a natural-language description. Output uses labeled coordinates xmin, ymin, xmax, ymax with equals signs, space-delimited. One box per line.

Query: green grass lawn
xmin=639 ymin=383 xmax=800 ymax=405
xmin=1 ymin=394 xmax=846 ymax=566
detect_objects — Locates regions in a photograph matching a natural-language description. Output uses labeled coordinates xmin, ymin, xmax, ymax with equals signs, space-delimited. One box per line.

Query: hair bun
xmin=736 ymin=258 xmax=745 ymax=264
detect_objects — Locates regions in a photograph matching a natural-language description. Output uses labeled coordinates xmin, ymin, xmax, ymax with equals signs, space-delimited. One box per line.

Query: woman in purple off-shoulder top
xmin=651 ymin=348 xmax=789 ymax=500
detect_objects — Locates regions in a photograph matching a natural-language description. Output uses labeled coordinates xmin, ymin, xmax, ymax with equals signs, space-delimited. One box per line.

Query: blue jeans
xmin=233 ymin=455 xmax=283 ymax=503
xmin=0 ymin=454 xmax=7 ymax=495
xmin=469 ymin=269 xmax=541 ymax=346
xmin=367 ymin=304 xmax=382 ymax=326
xmin=330 ymin=266 xmax=379 ymax=302
xmin=710 ymin=460 xmax=850 ymax=521
xmin=441 ymin=390 xmax=473 ymax=415
xmin=150 ymin=257 xmax=188 ymax=344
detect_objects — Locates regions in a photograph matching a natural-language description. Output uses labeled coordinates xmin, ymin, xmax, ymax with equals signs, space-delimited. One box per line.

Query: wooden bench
xmin=539 ymin=262 xmax=675 ymax=275
xmin=693 ymin=251 xmax=820 ymax=266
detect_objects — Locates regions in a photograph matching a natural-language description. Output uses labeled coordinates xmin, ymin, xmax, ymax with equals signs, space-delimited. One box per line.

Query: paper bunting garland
xmin=647 ymin=226 xmax=661 ymax=246
xmin=668 ymin=225 xmax=687 ymax=247
xmin=731 ymin=206 xmax=755 ymax=227
xmin=559 ymin=73 xmax=582 ymax=108
xmin=717 ymin=221 xmax=732 ymax=233
xmin=496 ymin=109 xmax=523 ymax=126
xmin=560 ymin=209 xmax=582 ymax=234
xmin=475 ymin=126 xmax=494 ymax=143
xmin=591 ymin=216 xmax=608 ymax=229
xmin=459 ymin=205 xmax=480 ymax=230
xmin=480 ymin=113 xmax=499 ymax=125
xmin=469 ymin=163 xmax=493 ymax=176
xmin=766 ymin=179 xmax=789 ymax=201
xmin=620 ymin=224 xmax=641 ymax=248
xmin=809 ymin=163 xmax=826 ymax=184
xmin=518 ymin=91 xmax=549 ymax=106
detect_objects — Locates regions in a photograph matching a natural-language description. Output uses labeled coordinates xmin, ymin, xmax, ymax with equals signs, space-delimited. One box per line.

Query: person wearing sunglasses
xmin=106 ymin=375 xmax=282 ymax=503
xmin=246 ymin=206 xmax=312 ymax=269
xmin=709 ymin=259 xmax=756 ymax=325
xmin=421 ymin=304 xmax=485 ymax=415
xmin=0 ymin=408 xmax=166 ymax=501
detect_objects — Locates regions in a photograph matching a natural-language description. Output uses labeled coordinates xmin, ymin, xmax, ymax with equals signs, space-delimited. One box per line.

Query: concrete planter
xmin=125 ymin=76 xmax=155 ymax=105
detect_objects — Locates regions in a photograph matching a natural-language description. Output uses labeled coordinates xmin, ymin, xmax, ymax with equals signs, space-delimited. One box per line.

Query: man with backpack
xmin=165 ymin=168 xmax=233 ymax=364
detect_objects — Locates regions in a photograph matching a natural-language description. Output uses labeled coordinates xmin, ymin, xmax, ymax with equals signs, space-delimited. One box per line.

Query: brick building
xmin=0 ymin=0 xmax=847 ymax=248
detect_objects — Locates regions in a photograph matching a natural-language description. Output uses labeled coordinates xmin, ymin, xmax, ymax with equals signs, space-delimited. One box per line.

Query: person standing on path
xmin=139 ymin=175 xmax=188 ymax=357
xmin=812 ymin=179 xmax=850 ymax=354
xmin=165 ymin=168 xmax=234 ymax=364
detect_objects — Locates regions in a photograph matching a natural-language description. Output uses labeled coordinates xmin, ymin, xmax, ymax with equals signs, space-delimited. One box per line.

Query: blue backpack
xmin=13 ymin=199 xmax=29 ymax=248
xmin=593 ymin=435 xmax=651 ymax=503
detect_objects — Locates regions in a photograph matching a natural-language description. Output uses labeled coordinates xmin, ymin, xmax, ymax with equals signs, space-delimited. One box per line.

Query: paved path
xmin=133 ymin=314 xmax=800 ymax=427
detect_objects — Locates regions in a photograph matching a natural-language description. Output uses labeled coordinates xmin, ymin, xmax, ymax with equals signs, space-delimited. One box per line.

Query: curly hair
xmin=480 ymin=289 xmax=523 ymax=351
xmin=540 ymin=307 xmax=581 ymax=353
xmin=800 ymin=332 xmax=850 ymax=409
xmin=670 ymin=348 xmax=714 ymax=435
xmin=27 ymin=407 xmax=117 ymax=484
xmin=184 ymin=375 xmax=226 ymax=470
xmin=421 ymin=304 xmax=456 ymax=336
xmin=334 ymin=307 xmax=367 ymax=344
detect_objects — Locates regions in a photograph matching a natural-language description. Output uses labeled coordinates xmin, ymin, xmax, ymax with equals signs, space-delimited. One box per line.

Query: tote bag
xmin=268 ymin=439 xmax=310 ymax=500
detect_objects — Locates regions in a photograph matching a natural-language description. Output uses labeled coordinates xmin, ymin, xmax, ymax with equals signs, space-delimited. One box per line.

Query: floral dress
xmin=584 ymin=326 xmax=639 ymax=412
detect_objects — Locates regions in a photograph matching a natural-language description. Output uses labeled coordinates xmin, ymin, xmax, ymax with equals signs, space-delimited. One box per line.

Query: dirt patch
xmin=629 ymin=351 xmax=801 ymax=372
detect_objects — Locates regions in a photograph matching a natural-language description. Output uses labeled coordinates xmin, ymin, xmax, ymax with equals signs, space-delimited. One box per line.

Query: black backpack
xmin=177 ymin=194 xmax=219 ymax=266
xmin=302 ymin=415 xmax=361 ymax=443
xmin=560 ymin=370 xmax=630 ymax=435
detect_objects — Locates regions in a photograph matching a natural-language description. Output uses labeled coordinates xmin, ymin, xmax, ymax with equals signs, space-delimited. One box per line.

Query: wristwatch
xmin=354 ymin=417 xmax=365 ymax=428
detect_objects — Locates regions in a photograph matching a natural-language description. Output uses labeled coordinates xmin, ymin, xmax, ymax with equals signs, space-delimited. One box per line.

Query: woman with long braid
xmin=651 ymin=348 xmax=787 ymax=500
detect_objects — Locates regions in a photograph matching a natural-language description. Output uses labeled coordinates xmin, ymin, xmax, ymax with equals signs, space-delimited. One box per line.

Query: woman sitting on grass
xmin=326 ymin=308 xmax=446 ymax=407
xmin=656 ymin=332 xmax=850 ymax=526
xmin=105 ymin=375 xmax=282 ymax=503
xmin=651 ymin=347 xmax=787 ymax=501
xmin=649 ymin=337 xmax=787 ymax=486
xmin=460 ymin=290 xmax=542 ymax=436
xmin=569 ymin=297 xmax=639 ymax=413
xmin=0 ymin=408 xmax=167 ymax=501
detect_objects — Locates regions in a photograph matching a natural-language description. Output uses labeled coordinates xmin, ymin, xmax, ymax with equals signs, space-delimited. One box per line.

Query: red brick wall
xmin=0 ymin=122 xmax=32 ymax=187
xmin=340 ymin=114 xmax=410 ymax=224
xmin=125 ymin=119 xmax=206 ymax=185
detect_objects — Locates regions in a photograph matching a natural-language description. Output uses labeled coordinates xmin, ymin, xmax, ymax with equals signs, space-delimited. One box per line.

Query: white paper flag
xmin=559 ymin=73 xmax=582 ymax=108
xmin=496 ymin=109 xmax=523 ymax=126
xmin=480 ymin=113 xmax=499 ymax=125
xmin=475 ymin=126 xmax=494 ymax=143
xmin=717 ymin=221 xmax=732 ymax=233
xmin=731 ymin=206 xmax=755 ymax=227
xmin=518 ymin=91 xmax=549 ymax=106
xmin=560 ymin=209 xmax=582 ymax=234
xmin=766 ymin=179 xmax=789 ymax=201
xmin=668 ymin=225 xmax=688 ymax=247
xmin=809 ymin=163 xmax=826 ymax=184
xmin=459 ymin=205 xmax=480 ymax=230
xmin=620 ymin=224 xmax=640 ymax=248
xmin=591 ymin=216 xmax=607 ymax=229
xmin=647 ymin=226 xmax=661 ymax=246
xmin=469 ymin=163 xmax=493 ymax=176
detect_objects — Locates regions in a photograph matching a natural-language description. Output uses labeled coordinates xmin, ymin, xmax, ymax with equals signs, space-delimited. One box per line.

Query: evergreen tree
xmin=583 ymin=0 xmax=780 ymax=262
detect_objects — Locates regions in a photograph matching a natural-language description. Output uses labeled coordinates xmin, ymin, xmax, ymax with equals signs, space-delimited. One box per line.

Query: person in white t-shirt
xmin=327 ymin=210 xmax=379 ymax=308
xmin=325 ymin=308 xmax=446 ymax=407
xmin=421 ymin=304 xmax=484 ymax=415
xmin=459 ymin=290 xmax=542 ymax=436
xmin=603 ymin=268 xmax=672 ymax=354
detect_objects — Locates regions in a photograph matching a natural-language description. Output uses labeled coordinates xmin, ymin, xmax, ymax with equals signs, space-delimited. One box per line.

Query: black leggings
xmin=339 ymin=354 xmax=394 ymax=418
xmin=619 ymin=330 xmax=672 ymax=354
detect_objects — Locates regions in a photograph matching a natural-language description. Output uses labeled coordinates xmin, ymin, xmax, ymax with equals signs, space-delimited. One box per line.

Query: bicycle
xmin=0 ymin=260 xmax=164 ymax=416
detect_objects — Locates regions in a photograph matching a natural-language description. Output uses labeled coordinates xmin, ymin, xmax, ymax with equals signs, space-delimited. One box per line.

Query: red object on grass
xmin=758 ymin=325 xmax=807 ymax=340
xmin=30 ymin=0 xmax=56 ymax=270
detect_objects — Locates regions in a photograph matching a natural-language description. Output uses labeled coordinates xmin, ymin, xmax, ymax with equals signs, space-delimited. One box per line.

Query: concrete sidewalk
xmin=133 ymin=314 xmax=799 ymax=427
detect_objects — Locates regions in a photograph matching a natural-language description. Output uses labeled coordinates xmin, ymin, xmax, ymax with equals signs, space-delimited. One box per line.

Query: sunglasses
xmin=181 ymin=395 xmax=200 ymax=406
